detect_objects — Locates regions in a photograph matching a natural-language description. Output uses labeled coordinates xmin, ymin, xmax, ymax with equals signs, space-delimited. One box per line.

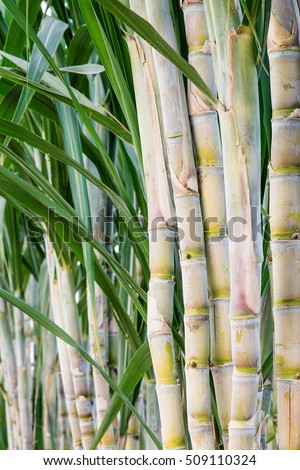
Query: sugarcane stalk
xmin=87 ymin=284 xmax=115 ymax=449
xmin=45 ymin=241 xmax=83 ymax=450
xmin=0 ymin=298 xmax=21 ymax=449
xmin=84 ymin=72 xmax=116 ymax=446
xmin=43 ymin=316 xmax=57 ymax=450
xmin=268 ymin=0 xmax=300 ymax=450
xmin=4 ymin=400 xmax=13 ymax=450
xmin=125 ymin=393 xmax=143 ymax=450
xmin=145 ymin=380 xmax=161 ymax=450
xmin=204 ymin=0 xmax=263 ymax=449
xmin=14 ymin=304 xmax=33 ymax=449
xmin=24 ymin=276 xmax=37 ymax=411
xmin=142 ymin=0 xmax=213 ymax=449
xmin=57 ymin=371 xmax=71 ymax=450
xmin=181 ymin=0 xmax=232 ymax=448
xmin=126 ymin=14 xmax=186 ymax=448
xmin=55 ymin=262 xmax=95 ymax=449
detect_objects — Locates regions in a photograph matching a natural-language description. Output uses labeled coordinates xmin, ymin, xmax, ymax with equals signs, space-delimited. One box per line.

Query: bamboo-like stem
xmin=4 ymin=400 xmax=13 ymax=450
xmin=145 ymin=380 xmax=161 ymax=450
xmin=126 ymin=9 xmax=186 ymax=447
xmin=51 ymin=279 xmax=83 ymax=450
xmin=55 ymin=262 xmax=95 ymax=449
xmin=43 ymin=316 xmax=57 ymax=450
xmin=181 ymin=0 xmax=232 ymax=448
xmin=24 ymin=275 xmax=36 ymax=402
xmin=45 ymin=241 xmax=83 ymax=450
xmin=84 ymin=73 xmax=116 ymax=444
xmin=87 ymin=284 xmax=115 ymax=449
xmin=261 ymin=386 xmax=272 ymax=450
xmin=57 ymin=371 xmax=71 ymax=450
xmin=85 ymin=181 xmax=115 ymax=449
xmin=0 ymin=298 xmax=21 ymax=449
xmin=143 ymin=0 xmax=213 ymax=449
xmin=125 ymin=393 xmax=143 ymax=450
xmin=268 ymin=0 xmax=300 ymax=450
xmin=204 ymin=0 xmax=263 ymax=449
xmin=14 ymin=304 xmax=33 ymax=449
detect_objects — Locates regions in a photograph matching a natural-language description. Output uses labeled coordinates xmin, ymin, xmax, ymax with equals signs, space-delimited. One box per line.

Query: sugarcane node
xmin=290 ymin=231 xmax=300 ymax=240
xmin=273 ymin=414 xmax=278 ymax=423
xmin=186 ymin=252 xmax=192 ymax=259
xmin=295 ymin=372 xmax=300 ymax=380
xmin=187 ymin=361 xmax=197 ymax=368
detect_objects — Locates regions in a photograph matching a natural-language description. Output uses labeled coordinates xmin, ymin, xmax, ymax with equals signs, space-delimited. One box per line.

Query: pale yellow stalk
xmin=43 ymin=319 xmax=57 ymax=450
xmin=145 ymin=380 xmax=161 ymax=450
xmin=125 ymin=393 xmax=143 ymax=450
xmin=204 ymin=0 xmax=263 ymax=449
xmin=126 ymin=12 xmax=186 ymax=447
xmin=181 ymin=0 xmax=232 ymax=448
xmin=57 ymin=371 xmax=71 ymax=449
xmin=55 ymin=263 xmax=95 ymax=449
xmin=268 ymin=0 xmax=300 ymax=450
xmin=142 ymin=0 xmax=213 ymax=449
xmin=0 ymin=298 xmax=21 ymax=449
xmin=14 ymin=305 xmax=33 ymax=449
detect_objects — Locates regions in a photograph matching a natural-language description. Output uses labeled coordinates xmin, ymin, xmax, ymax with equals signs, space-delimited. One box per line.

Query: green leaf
xmin=0 ymin=163 xmax=146 ymax=348
xmin=0 ymin=117 xmax=148 ymax=262
xmin=0 ymin=62 xmax=133 ymax=144
xmin=2 ymin=0 xmax=41 ymax=66
xmin=1 ymin=0 xmax=138 ymax=205
xmin=10 ymin=16 xmax=68 ymax=125
xmin=67 ymin=24 xmax=93 ymax=67
xmin=76 ymin=0 xmax=142 ymax=161
xmin=94 ymin=0 xmax=220 ymax=110
xmin=0 ymin=287 xmax=161 ymax=449
xmin=59 ymin=64 xmax=105 ymax=74
xmin=90 ymin=342 xmax=159 ymax=449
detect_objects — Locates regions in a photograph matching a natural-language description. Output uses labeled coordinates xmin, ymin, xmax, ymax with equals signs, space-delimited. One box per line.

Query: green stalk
xmin=204 ymin=0 xmax=263 ymax=449
xmin=268 ymin=0 xmax=300 ymax=450
xmin=181 ymin=0 xmax=232 ymax=448
xmin=144 ymin=0 xmax=213 ymax=449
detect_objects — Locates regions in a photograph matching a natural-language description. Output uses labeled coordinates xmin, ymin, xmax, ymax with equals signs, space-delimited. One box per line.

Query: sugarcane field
xmin=0 ymin=0 xmax=299 ymax=455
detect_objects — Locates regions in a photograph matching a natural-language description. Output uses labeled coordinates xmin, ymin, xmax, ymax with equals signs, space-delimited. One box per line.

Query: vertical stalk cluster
xmin=268 ymin=0 xmax=300 ymax=450
xmin=126 ymin=2 xmax=186 ymax=446
xmin=43 ymin=321 xmax=57 ymax=449
xmin=125 ymin=393 xmax=143 ymax=450
xmin=45 ymin=240 xmax=93 ymax=450
xmin=0 ymin=298 xmax=21 ymax=449
xmin=86 ymin=170 xmax=115 ymax=450
xmin=14 ymin=305 xmax=33 ymax=449
xmin=143 ymin=0 xmax=213 ymax=450
xmin=181 ymin=0 xmax=232 ymax=447
xmin=204 ymin=0 xmax=263 ymax=449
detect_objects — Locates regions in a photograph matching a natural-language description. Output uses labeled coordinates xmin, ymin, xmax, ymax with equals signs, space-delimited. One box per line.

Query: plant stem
xmin=181 ymin=0 xmax=232 ymax=448
xmin=205 ymin=0 xmax=263 ymax=449
xmin=268 ymin=0 xmax=300 ymax=450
